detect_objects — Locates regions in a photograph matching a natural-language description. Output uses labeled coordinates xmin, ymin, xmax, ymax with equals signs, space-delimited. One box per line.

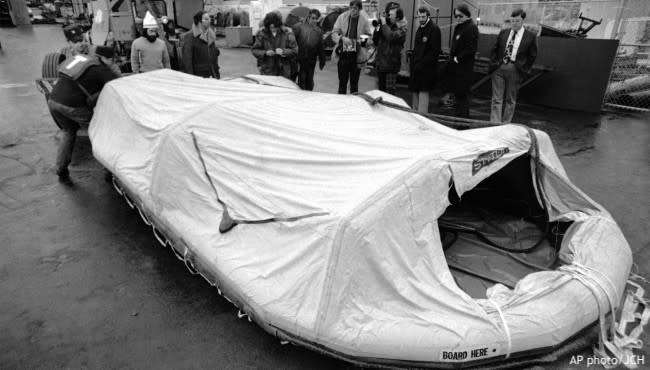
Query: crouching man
xmin=48 ymin=46 xmax=119 ymax=185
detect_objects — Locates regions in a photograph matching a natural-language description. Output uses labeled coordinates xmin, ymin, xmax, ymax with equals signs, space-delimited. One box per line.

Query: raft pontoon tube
xmin=90 ymin=70 xmax=648 ymax=368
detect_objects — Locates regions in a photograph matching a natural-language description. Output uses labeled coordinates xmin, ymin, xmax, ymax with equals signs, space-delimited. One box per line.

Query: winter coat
xmin=331 ymin=10 xmax=372 ymax=66
xmin=408 ymin=19 xmax=441 ymax=92
xmin=251 ymin=27 xmax=298 ymax=79
xmin=444 ymin=19 xmax=478 ymax=94
xmin=373 ymin=19 xmax=407 ymax=73
xmin=292 ymin=22 xmax=325 ymax=66
xmin=181 ymin=25 xmax=220 ymax=78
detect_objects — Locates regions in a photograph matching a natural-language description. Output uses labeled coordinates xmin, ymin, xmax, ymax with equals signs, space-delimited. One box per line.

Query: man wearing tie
xmin=489 ymin=9 xmax=537 ymax=123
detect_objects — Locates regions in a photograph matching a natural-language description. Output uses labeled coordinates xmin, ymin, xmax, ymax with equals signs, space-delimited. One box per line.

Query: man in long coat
xmin=444 ymin=4 xmax=478 ymax=118
xmin=408 ymin=6 xmax=441 ymax=113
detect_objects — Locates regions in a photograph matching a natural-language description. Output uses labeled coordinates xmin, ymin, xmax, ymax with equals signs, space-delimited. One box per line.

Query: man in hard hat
xmin=130 ymin=11 xmax=171 ymax=73
xmin=48 ymin=46 xmax=120 ymax=185
xmin=61 ymin=24 xmax=91 ymax=60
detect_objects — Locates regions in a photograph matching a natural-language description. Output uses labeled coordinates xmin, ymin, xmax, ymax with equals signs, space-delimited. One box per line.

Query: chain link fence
xmin=603 ymin=43 xmax=650 ymax=111
xmin=603 ymin=13 xmax=650 ymax=111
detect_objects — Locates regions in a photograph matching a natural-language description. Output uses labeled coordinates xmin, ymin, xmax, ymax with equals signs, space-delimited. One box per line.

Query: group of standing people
xmin=329 ymin=2 xmax=537 ymax=122
xmin=434 ymin=4 xmax=537 ymax=121
xmin=130 ymin=9 xmax=221 ymax=78
xmin=47 ymin=4 xmax=537 ymax=184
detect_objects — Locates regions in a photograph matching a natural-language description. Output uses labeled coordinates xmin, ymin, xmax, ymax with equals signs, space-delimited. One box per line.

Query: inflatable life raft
xmin=89 ymin=70 xmax=648 ymax=368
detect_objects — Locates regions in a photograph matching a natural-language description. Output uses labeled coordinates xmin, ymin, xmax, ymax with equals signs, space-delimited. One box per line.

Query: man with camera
xmin=331 ymin=0 xmax=372 ymax=94
xmin=373 ymin=3 xmax=407 ymax=96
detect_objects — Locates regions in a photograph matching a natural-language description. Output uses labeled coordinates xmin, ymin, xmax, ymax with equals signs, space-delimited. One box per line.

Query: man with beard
xmin=130 ymin=11 xmax=171 ymax=73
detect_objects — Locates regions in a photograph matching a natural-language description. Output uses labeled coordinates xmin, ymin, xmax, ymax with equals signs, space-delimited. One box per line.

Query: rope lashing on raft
xmin=560 ymin=262 xmax=649 ymax=369
xmin=354 ymin=93 xmax=521 ymax=129
xmin=488 ymin=299 xmax=513 ymax=359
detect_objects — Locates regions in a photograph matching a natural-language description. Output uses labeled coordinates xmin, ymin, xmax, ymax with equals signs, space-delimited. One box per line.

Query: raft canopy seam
xmin=190 ymin=132 xmax=330 ymax=233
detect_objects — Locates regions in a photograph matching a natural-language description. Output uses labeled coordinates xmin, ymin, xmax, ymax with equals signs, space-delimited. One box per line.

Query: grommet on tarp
xmin=219 ymin=207 xmax=238 ymax=233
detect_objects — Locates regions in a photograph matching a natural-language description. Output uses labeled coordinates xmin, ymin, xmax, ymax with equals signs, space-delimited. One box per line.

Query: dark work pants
xmin=455 ymin=91 xmax=470 ymax=118
xmin=337 ymin=58 xmax=361 ymax=94
xmin=377 ymin=72 xmax=397 ymax=95
xmin=47 ymin=99 xmax=92 ymax=174
xmin=298 ymin=61 xmax=316 ymax=91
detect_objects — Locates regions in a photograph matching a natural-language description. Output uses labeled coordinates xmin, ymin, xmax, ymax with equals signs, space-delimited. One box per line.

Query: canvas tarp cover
xmin=89 ymin=70 xmax=631 ymax=363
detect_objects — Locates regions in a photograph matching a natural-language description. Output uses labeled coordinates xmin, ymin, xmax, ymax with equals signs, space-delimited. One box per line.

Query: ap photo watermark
xmin=569 ymin=354 xmax=645 ymax=367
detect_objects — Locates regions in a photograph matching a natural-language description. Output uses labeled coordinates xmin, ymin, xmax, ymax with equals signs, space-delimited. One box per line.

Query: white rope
xmin=488 ymin=299 xmax=512 ymax=359
xmin=560 ymin=263 xmax=649 ymax=369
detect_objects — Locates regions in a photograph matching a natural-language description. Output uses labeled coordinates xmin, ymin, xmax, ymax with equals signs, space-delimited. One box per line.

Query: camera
xmin=372 ymin=12 xmax=387 ymax=27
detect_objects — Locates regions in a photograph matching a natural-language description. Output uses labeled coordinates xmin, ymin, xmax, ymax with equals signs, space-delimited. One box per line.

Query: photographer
xmin=372 ymin=3 xmax=407 ymax=95
xmin=331 ymin=0 xmax=372 ymax=94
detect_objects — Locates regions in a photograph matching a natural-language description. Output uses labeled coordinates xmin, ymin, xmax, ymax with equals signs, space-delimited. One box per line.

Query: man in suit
xmin=489 ymin=8 xmax=537 ymax=123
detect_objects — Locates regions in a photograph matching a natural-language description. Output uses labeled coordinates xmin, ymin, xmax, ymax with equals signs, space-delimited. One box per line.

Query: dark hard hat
xmin=63 ymin=24 xmax=84 ymax=42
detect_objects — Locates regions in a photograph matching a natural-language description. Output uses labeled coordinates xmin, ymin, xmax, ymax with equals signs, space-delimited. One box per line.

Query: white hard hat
xmin=143 ymin=11 xmax=157 ymax=29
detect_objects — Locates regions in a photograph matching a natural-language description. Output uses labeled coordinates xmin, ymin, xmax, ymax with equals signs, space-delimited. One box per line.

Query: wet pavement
xmin=1 ymin=25 xmax=648 ymax=369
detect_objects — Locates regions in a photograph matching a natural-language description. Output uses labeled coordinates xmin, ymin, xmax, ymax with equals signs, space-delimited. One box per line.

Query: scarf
xmin=192 ymin=24 xmax=217 ymax=46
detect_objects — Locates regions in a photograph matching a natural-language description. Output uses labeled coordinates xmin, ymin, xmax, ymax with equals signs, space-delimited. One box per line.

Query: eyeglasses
xmin=454 ymin=14 xmax=464 ymax=18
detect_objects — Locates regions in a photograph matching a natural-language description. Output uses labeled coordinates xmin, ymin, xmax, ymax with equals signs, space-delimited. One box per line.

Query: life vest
xmin=58 ymin=54 xmax=101 ymax=80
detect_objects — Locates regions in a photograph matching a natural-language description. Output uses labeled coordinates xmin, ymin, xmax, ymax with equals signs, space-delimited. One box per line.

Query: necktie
xmin=503 ymin=30 xmax=517 ymax=63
